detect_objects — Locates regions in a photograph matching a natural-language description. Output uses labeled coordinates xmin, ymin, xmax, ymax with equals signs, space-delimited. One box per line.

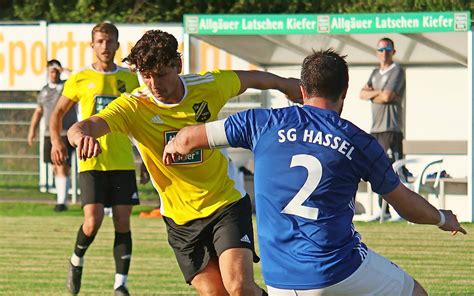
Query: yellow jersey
xmin=97 ymin=70 xmax=246 ymax=224
xmin=63 ymin=65 xmax=139 ymax=172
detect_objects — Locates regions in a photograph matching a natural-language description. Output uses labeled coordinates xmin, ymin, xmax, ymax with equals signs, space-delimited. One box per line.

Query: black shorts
xmin=44 ymin=136 xmax=75 ymax=165
xmin=163 ymin=195 xmax=258 ymax=284
xmin=79 ymin=170 xmax=139 ymax=207
xmin=371 ymin=131 xmax=404 ymax=162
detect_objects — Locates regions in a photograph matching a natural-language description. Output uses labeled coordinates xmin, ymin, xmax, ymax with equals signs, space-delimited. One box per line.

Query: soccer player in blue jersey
xmin=163 ymin=49 xmax=466 ymax=296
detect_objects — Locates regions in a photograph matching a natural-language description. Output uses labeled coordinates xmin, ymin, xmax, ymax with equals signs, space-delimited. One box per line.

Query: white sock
xmin=70 ymin=253 xmax=84 ymax=267
xmin=55 ymin=176 xmax=68 ymax=205
xmin=114 ymin=274 xmax=128 ymax=289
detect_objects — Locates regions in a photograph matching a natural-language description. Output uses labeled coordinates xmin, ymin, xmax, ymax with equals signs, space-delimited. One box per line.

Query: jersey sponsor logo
xmin=117 ymin=79 xmax=126 ymax=93
xmin=94 ymin=95 xmax=117 ymax=113
xmin=193 ymin=101 xmax=211 ymax=122
xmin=151 ymin=115 xmax=163 ymax=124
xmin=164 ymin=131 xmax=203 ymax=164
xmin=240 ymin=234 xmax=251 ymax=244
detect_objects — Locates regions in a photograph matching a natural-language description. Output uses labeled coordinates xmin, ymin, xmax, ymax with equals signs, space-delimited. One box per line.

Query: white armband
xmin=436 ymin=210 xmax=446 ymax=227
xmin=205 ymin=119 xmax=230 ymax=148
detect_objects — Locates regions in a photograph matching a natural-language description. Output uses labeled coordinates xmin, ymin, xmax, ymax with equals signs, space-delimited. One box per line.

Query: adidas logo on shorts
xmin=131 ymin=192 xmax=138 ymax=199
xmin=240 ymin=234 xmax=251 ymax=244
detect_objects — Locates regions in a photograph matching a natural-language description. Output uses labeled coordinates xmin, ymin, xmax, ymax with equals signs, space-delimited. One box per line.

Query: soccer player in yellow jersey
xmin=50 ymin=23 xmax=139 ymax=296
xmin=67 ymin=30 xmax=301 ymax=296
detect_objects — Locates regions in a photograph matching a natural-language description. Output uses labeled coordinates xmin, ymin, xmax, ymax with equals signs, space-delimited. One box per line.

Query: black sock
xmin=261 ymin=288 xmax=268 ymax=296
xmin=114 ymin=231 xmax=132 ymax=275
xmin=73 ymin=224 xmax=96 ymax=257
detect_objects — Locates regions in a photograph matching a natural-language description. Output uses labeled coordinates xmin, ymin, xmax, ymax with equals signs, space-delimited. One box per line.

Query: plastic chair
xmin=379 ymin=158 xmax=444 ymax=223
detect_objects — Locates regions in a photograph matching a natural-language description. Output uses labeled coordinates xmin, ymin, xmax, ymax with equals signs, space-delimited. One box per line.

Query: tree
xmin=2 ymin=0 xmax=472 ymax=23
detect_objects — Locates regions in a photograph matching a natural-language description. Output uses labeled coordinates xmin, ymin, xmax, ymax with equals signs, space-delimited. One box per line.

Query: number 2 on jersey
xmin=281 ymin=154 xmax=322 ymax=220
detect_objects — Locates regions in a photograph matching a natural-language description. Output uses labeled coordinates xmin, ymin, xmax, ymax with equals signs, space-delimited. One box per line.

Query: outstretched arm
xmin=163 ymin=119 xmax=231 ymax=165
xmin=67 ymin=116 xmax=111 ymax=160
xmin=163 ymin=124 xmax=209 ymax=165
xmin=235 ymin=70 xmax=302 ymax=104
xmin=383 ymin=183 xmax=466 ymax=235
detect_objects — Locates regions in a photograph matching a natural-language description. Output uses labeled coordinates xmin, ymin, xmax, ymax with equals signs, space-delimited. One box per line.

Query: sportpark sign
xmin=184 ymin=12 xmax=470 ymax=35
xmin=0 ymin=22 xmax=256 ymax=91
xmin=0 ymin=23 xmax=183 ymax=91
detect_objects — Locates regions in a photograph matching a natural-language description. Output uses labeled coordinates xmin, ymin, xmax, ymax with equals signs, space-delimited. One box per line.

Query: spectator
xmin=27 ymin=59 xmax=76 ymax=212
xmin=360 ymin=37 xmax=406 ymax=221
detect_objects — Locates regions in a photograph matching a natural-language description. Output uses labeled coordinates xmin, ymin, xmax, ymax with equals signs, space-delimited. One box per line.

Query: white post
xmin=183 ymin=32 xmax=190 ymax=74
xmin=38 ymin=20 xmax=54 ymax=193
xmin=70 ymin=150 xmax=78 ymax=204
xmin=468 ymin=28 xmax=473 ymax=222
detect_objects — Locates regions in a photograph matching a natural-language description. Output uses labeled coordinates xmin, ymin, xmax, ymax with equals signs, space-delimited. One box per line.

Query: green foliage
xmin=1 ymin=0 xmax=471 ymax=23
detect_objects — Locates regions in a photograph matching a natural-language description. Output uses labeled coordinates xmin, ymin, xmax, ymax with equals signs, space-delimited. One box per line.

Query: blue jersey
xmin=223 ymin=105 xmax=400 ymax=289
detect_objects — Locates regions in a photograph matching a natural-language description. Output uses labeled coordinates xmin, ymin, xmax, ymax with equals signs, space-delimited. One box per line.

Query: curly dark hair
xmin=123 ymin=30 xmax=181 ymax=73
xmin=300 ymin=49 xmax=348 ymax=103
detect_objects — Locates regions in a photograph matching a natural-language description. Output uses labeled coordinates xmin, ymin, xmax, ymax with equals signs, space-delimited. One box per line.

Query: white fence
xmin=0 ymin=102 xmax=79 ymax=202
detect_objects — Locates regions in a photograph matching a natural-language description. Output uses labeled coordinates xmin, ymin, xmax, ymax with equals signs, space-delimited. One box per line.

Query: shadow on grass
xmin=0 ymin=182 xmax=160 ymax=201
xmin=0 ymin=202 xmax=156 ymax=217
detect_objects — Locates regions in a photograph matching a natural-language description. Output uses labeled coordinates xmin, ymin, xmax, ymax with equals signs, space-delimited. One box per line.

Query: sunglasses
xmin=377 ymin=47 xmax=393 ymax=52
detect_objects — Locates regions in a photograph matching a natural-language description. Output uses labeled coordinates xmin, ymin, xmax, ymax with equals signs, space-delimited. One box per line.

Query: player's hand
xmin=51 ymin=140 xmax=68 ymax=166
xmin=162 ymin=138 xmax=181 ymax=165
xmin=362 ymin=85 xmax=374 ymax=91
xmin=74 ymin=136 xmax=102 ymax=160
xmin=438 ymin=209 xmax=467 ymax=235
xmin=27 ymin=131 xmax=36 ymax=146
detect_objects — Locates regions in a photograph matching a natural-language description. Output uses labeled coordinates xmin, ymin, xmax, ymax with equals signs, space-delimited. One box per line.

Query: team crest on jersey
xmin=117 ymin=80 xmax=126 ymax=93
xmin=164 ymin=131 xmax=203 ymax=165
xmin=193 ymin=101 xmax=211 ymax=122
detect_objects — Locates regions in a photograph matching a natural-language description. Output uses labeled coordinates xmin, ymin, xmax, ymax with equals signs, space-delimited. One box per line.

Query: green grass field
xmin=0 ymin=202 xmax=473 ymax=295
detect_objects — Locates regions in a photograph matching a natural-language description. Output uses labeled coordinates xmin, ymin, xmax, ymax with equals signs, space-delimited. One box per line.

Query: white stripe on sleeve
xmin=205 ymin=119 xmax=230 ymax=148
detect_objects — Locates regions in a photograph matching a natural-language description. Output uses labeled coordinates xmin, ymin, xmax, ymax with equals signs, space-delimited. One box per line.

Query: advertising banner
xmin=185 ymin=11 xmax=470 ymax=35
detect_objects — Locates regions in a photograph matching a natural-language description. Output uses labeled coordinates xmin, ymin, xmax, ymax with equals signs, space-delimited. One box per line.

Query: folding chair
xmin=379 ymin=158 xmax=444 ymax=223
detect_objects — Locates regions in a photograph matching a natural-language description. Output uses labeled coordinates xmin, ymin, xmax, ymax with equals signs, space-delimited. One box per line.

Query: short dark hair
xmin=123 ymin=30 xmax=181 ymax=73
xmin=47 ymin=59 xmax=62 ymax=68
xmin=300 ymin=49 xmax=348 ymax=102
xmin=379 ymin=37 xmax=395 ymax=49
xmin=91 ymin=22 xmax=119 ymax=41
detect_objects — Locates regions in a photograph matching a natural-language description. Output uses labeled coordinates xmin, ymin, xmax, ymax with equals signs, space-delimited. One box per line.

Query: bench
xmin=356 ymin=140 xmax=469 ymax=220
